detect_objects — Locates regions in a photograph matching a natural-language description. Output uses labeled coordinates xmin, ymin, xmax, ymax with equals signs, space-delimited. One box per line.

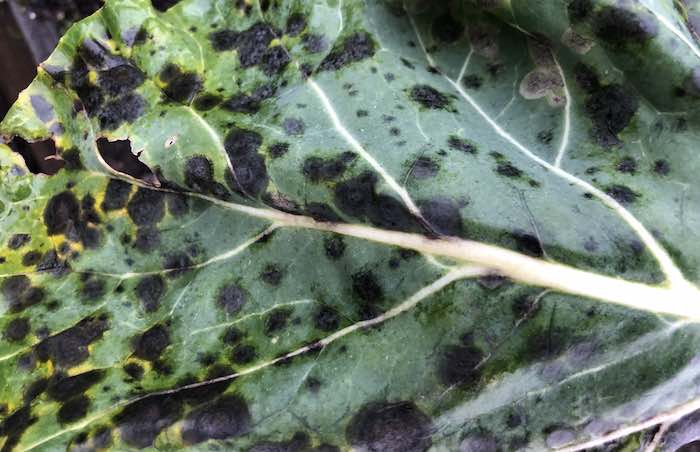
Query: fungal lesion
xmin=518 ymin=38 xmax=567 ymax=108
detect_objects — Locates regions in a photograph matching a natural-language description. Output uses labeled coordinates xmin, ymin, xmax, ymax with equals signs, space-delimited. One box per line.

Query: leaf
xmin=0 ymin=0 xmax=699 ymax=450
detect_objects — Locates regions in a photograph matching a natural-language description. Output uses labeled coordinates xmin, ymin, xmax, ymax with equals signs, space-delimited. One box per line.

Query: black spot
xmin=224 ymin=128 xmax=268 ymax=197
xmin=306 ymin=203 xmax=341 ymax=222
xmin=98 ymin=92 xmax=146 ymax=130
xmin=7 ymin=233 xmax=30 ymax=250
xmin=606 ymin=184 xmax=639 ymax=205
xmin=182 ymin=395 xmax=251 ymax=444
xmin=4 ymin=318 xmax=30 ymax=342
xmin=303 ymin=152 xmax=357 ymax=182
xmin=302 ymin=34 xmax=326 ymax=53
xmin=438 ymin=339 xmax=484 ymax=388
xmin=22 ymin=251 xmax=42 ymax=267
xmin=420 ymin=198 xmax=463 ymax=236
xmin=24 ymin=378 xmax=48 ymax=403
xmin=47 ymin=370 xmax=105 ymax=402
xmin=537 ymin=129 xmax=554 ymax=144
xmin=160 ymin=65 xmax=202 ymax=104
xmin=346 ymin=401 xmax=433 ymax=452
xmin=34 ymin=315 xmax=109 ymax=368
xmin=222 ymin=327 xmax=242 ymax=345
xmin=151 ymin=0 xmax=181 ymax=12
xmin=193 ymin=93 xmax=222 ymax=111
xmin=283 ymin=117 xmax=305 ymax=136
xmin=269 ymin=142 xmax=289 ymax=158
xmin=98 ymin=65 xmax=145 ymax=97
xmin=265 ymin=309 xmax=292 ymax=335
xmin=432 ymin=14 xmax=463 ymax=43
xmin=123 ymin=362 xmax=144 ymax=380
xmin=167 ymin=193 xmax=189 ymax=217
xmin=352 ymin=271 xmax=383 ymax=303
xmin=319 ymin=32 xmax=375 ymax=71
xmin=231 ymin=344 xmax=256 ymax=364
xmin=409 ymin=85 xmax=450 ymax=110
xmin=286 ymin=14 xmax=306 ymax=36
xmin=585 ymin=85 xmax=638 ymax=146
xmin=222 ymin=93 xmax=261 ymax=114
xmin=496 ymin=162 xmax=523 ymax=178
xmin=356 ymin=109 xmax=369 ymax=118
xmin=133 ymin=227 xmax=160 ymax=252
xmin=261 ymin=46 xmax=290 ymax=76
xmin=30 ymin=95 xmax=54 ymax=122
xmin=0 ymin=406 xmax=37 ymax=452
xmin=209 ymin=29 xmax=239 ymax=51
xmin=251 ymin=431 xmax=310 ymax=452
xmin=593 ymin=7 xmax=658 ymax=47
xmin=136 ymin=275 xmax=165 ymax=312
xmin=92 ymin=426 xmax=113 ymax=449
xmin=513 ymin=232 xmax=544 ymax=257
xmin=260 ymin=264 xmax=284 ymax=286
xmin=218 ymin=284 xmax=247 ymax=315
xmin=314 ymin=305 xmax=339 ymax=331
xmin=324 ymin=236 xmax=346 ymax=260
xmin=335 ymin=172 xmax=419 ymax=232
xmin=2 ymin=276 xmax=45 ymax=313
xmin=115 ymin=394 xmax=183 ymax=448
xmin=573 ymin=63 xmax=600 ymax=94
xmin=653 ymin=159 xmax=670 ymax=175
xmin=616 ymin=157 xmax=637 ymax=174
xmin=127 ymin=188 xmax=165 ymax=226
xmin=448 ymin=136 xmax=477 ymax=154
xmin=462 ymin=74 xmax=483 ymax=89
xmin=44 ymin=191 xmax=80 ymax=235
xmin=132 ymin=324 xmax=170 ymax=361
xmin=410 ymin=157 xmax=439 ymax=179
xmin=184 ymin=156 xmax=216 ymax=193
xmin=568 ymin=0 xmax=592 ymax=23
xmin=81 ymin=277 xmax=106 ymax=301
xmin=101 ymin=179 xmax=132 ymax=211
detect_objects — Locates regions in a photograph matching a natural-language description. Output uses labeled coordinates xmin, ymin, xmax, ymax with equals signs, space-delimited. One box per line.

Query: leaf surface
xmin=1 ymin=0 xmax=700 ymax=450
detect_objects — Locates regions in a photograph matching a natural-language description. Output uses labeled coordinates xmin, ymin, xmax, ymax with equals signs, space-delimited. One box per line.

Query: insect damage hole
xmin=8 ymin=137 xmax=65 ymax=175
xmin=96 ymin=138 xmax=158 ymax=185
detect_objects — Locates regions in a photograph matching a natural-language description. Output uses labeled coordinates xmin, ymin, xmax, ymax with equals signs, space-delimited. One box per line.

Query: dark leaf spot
xmin=4 ymin=318 xmax=30 ymax=342
xmin=136 ymin=275 xmax=165 ymax=312
xmin=409 ymin=85 xmax=450 ymax=110
xmin=346 ymin=401 xmax=433 ymax=452
xmin=314 ymin=305 xmax=339 ymax=331
xmin=127 ymin=188 xmax=165 ymax=226
xmin=218 ymin=284 xmax=248 ymax=315
xmin=115 ymin=394 xmax=183 ymax=448
xmin=182 ymin=395 xmax=251 ymax=444
xmin=101 ymin=179 xmax=132 ymax=211
xmin=132 ymin=324 xmax=170 ymax=361
xmin=606 ymin=184 xmax=639 ymax=204
xmin=324 ymin=236 xmax=346 ymax=260
xmin=265 ymin=309 xmax=292 ymax=335
xmin=420 ymin=198 xmax=463 ymax=237
xmin=319 ymin=32 xmax=375 ymax=71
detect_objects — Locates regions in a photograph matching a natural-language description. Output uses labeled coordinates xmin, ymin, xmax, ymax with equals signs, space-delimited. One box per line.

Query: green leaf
xmin=1 ymin=0 xmax=700 ymax=450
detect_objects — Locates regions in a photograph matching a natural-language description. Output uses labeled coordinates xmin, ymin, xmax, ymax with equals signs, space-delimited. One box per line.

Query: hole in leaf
xmin=9 ymin=137 xmax=64 ymax=175
xmin=96 ymin=138 xmax=158 ymax=185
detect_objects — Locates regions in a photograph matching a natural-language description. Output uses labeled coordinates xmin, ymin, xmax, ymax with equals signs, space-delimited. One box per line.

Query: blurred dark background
xmin=0 ymin=0 xmax=102 ymax=173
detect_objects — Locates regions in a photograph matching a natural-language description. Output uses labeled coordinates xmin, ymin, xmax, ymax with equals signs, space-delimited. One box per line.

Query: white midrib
xmin=407 ymin=16 xmax=689 ymax=289
xmin=85 ymin=173 xmax=700 ymax=320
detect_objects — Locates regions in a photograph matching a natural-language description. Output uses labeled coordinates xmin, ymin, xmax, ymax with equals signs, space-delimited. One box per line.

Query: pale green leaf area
xmin=0 ymin=0 xmax=699 ymax=450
